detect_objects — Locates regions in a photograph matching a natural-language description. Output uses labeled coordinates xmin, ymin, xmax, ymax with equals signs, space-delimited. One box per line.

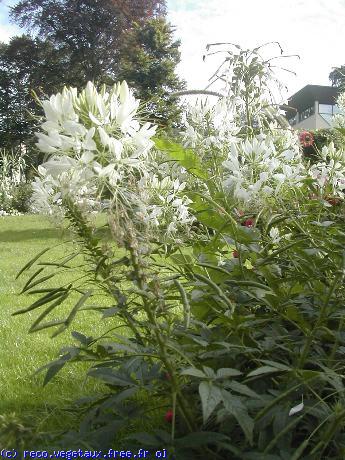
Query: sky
xmin=1 ymin=0 xmax=345 ymax=103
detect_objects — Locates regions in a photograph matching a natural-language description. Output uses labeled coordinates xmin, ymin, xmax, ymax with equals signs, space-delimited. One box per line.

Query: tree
xmin=329 ymin=65 xmax=345 ymax=88
xmin=2 ymin=0 xmax=184 ymax=159
xmin=10 ymin=0 xmax=167 ymax=84
xmin=0 ymin=35 xmax=65 ymax=158
xmin=117 ymin=18 xmax=185 ymax=127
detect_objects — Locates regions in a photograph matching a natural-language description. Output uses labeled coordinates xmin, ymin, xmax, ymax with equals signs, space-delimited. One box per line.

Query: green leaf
xmin=13 ymin=288 xmax=68 ymax=315
xmin=199 ymin=381 xmax=222 ymax=423
xmin=30 ymin=319 xmax=66 ymax=333
xmin=71 ymin=331 xmax=93 ymax=346
xmin=227 ymin=381 xmax=262 ymax=399
xmin=88 ymin=368 xmax=136 ymax=387
xmin=102 ymin=306 xmax=120 ymax=318
xmin=21 ymin=273 xmax=56 ymax=294
xmin=20 ymin=267 xmax=44 ymax=294
xmin=180 ymin=367 xmax=206 ymax=378
xmin=285 ymin=305 xmax=310 ymax=332
xmin=154 ymin=137 xmax=208 ymax=179
xmin=311 ymin=220 xmax=334 ymax=227
xmin=52 ymin=290 xmax=92 ymax=337
xmin=266 ymin=214 xmax=290 ymax=234
xmin=221 ymin=390 xmax=254 ymax=445
xmin=257 ymin=238 xmax=308 ymax=266
xmin=37 ymin=252 xmax=79 ymax=268
xmin=38 ymin=351 xmax=77 ymax=386
xmin=247 ymin=366 xmax=287 ymax=378
xmin=29 ymin=291 xmax=70 ymax=332
xmin=224 ymin=279 xmax=272 ymax=291
xmin=335 ymin=127 xmax=345 ymax=136
xmin=16 ymin=246 xmax=51 ymax=279
xmin=259 ymin=360 xmax=291 ymax=371
xmin=216 ymin=368 xmax=242 ymax=379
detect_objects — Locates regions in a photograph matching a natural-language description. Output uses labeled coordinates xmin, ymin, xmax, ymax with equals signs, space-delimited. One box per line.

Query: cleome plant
xmin=14 ymin=44 xmax=345 ymax=458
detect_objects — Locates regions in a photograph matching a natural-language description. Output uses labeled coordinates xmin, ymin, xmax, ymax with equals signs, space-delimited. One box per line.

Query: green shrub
xmin=13 ymin=44 xmax=345 ymax=458
xmin=10 ymin=182 xmax=33 ymax=213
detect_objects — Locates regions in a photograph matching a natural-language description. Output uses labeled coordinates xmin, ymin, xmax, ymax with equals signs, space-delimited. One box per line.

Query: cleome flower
xmin=32 ymin=81 xmax=195 ymax=244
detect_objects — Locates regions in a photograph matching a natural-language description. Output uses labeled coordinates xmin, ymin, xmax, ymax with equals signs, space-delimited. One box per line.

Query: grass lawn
xmin=0 ymin=214 xmax=115 ymax=448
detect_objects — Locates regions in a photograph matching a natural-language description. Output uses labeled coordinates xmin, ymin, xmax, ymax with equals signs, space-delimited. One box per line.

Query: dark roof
xmin=288 ymin=85 xmax=340 ymax=112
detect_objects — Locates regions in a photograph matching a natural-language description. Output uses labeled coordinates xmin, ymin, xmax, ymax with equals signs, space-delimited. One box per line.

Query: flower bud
xmin=164 ymin=410 xmax=173 ymax=423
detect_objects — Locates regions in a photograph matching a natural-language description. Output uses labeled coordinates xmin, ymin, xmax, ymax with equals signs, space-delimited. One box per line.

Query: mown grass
xmin=0 ymin=214 xmax=115 ymax=447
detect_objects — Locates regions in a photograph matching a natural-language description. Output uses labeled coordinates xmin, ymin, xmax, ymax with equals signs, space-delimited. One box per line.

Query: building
xmin=286 ymin=85 xmax=340 ymax=130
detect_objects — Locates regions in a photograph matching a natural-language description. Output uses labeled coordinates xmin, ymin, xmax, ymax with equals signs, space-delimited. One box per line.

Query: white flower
xmin=269 ymin=227 xmax=280 ymax=243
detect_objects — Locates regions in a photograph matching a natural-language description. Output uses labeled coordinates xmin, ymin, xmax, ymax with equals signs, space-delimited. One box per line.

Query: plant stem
xmin=128 ymin=244 xmax=196 ymax=432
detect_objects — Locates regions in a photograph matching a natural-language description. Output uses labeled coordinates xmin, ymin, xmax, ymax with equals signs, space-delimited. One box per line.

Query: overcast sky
xmin=167 ymin=0 xmax=345 ymax=102
xmin=1 ymin=0 xmax=344 ymax=103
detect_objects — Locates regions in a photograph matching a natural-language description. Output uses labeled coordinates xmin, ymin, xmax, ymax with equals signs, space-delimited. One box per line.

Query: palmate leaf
xmin=227 ymin=381 xmax=262 ymax=400
xmin=35 ymin=346 xmax=81 ymax=386
xmin=88 ymin=367 xmax=137 ymax=387
xmin=215 ymin=368 xmax=242 ymax=379
xmin=180 ymin=367 xmax=206 ymax=378
xmin=154 ymin=137 xmax=208 ymax=179
xmin=221 ymin=389 xmax=254 ymax=445
xmin=199 ymin=381 xmax=222 ymax=424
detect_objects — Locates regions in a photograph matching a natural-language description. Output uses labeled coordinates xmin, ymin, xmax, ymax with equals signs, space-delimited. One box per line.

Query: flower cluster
xmin=0 ymin=148 xmax=27 ymax=215
xmin=332 ymin=92 xmax=345 ymax=129
xmin=180 ymin=96 xmax=305 ymax=206
xmin=181 ymin=98 xmax=240 ymax=154
xmin=309 ymin=142 xmax=345 ymax=198
xmin=222 ymin=130 xmax=305 ymax=203
xmin=32 ymin=82 xmax=195 ymax=241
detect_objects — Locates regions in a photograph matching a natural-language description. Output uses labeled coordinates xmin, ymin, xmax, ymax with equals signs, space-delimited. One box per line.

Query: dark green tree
xmin=0 ymin=35 xmax=64 ymax=159
xmin=10 ymin=0 xmax=167 ymax=85
xmin=329 ymin=65 xmax=345 ymax=88
xmin=118 ymin=18 xmax=185 ymax=127
xmin=2 ymin=0 xmax=183 ymax=159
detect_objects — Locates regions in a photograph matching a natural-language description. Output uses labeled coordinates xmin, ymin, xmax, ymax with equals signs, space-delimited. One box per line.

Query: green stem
xmin=128 ymin=245 xmax=196 ymax=433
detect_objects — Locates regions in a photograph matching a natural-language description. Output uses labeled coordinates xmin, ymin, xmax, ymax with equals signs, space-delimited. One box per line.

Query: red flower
xmin=165 ymin=372 xmax=172 ymax=380
xmin=232 ymin=250 xmax=239 ymax=258
xmin=241 ymin=218 xmax=254 ymax=228
xmin=164 ymin=410 xmax=173 ymax=423
xmin=299 ymin=131 xmax=314 ymax=147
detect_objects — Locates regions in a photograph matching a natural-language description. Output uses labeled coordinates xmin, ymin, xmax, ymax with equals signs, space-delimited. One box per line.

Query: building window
xmin=319 ymin=104 xmax=339 ymax=115
xmin=299 ymin=106 xmax=314 ymax=122
xmin=319 ymin=104 xmax=333 ymax=114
